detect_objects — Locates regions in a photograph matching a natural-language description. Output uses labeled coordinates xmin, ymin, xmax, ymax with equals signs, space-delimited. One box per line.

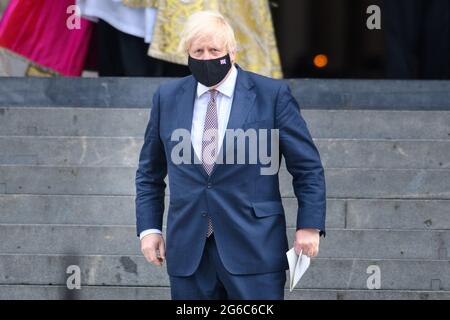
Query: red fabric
xmin=0 ymin=0 xmax=94 ymax=76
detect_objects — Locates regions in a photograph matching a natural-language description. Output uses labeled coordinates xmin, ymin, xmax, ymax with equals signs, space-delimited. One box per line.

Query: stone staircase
xmin=0 ymin=78 xmax=449 ymax=299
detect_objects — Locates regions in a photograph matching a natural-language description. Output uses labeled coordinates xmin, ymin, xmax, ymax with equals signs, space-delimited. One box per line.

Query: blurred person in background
xmin=0 ymin=0 xmax=283 ymax=78
xmin=0 ymin=0 xmax=93 ymax=76
xmin=77 ymin=0 xmax=189 ymax=76
xmin=125 ymin=0 xmax=283 ymax=79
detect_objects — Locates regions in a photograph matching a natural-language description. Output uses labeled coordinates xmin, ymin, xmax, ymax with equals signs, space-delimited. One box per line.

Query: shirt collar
xmin=196 ymin=64 xmax=238 ymax=98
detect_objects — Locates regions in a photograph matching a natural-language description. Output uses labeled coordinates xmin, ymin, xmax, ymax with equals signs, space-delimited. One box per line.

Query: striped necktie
xmin=202 ymin=89 xmax=219 ymax=237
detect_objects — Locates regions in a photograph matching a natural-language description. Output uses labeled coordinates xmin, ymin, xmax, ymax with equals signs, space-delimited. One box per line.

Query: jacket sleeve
xmin=135 ymin=87 xmax=167 ymax=237
xmin=275 ymin=82 xmax=327 ymax=237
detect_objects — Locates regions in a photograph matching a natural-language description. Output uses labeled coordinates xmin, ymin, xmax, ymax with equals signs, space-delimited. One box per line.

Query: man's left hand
xmin=294 ymin=228 xmax=320 ymax=257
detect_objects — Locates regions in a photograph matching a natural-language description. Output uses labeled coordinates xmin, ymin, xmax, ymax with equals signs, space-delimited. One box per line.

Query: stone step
xmin=0 ymin=107 xmax=149 ymax=137
xmin=1 ymin=195 xmax=448 ymax=230
xmin=316 ymin=139 xmax=450 ymax=169
xmin=288 ymin=79 xmax=450 ymax=110
xmin=306 ymin=110 xmax=450 ymax=140
xmin=0 ymin=285 xmax=449 ymax=300
xmin=1 ymin=78 xmax=449 ymax=109
xmin=1 ymin=225 xmax=448 ymax=260
xmin=0 ymin=136 xmax=142 ymax=167
xmin=1 ymin=108 xmax=450 ymax=139
xmin=1 ymin=136 xmax=449 ymax=169
xmin=1 ymin=254 xmax=448 ymax=290
xmin=0 ymin=194 xmax=335 ymax=228
xmin=286 ymin=289 xmax=450 ymax=300
xmin=1 ymin=165 xmax=449 ymax=199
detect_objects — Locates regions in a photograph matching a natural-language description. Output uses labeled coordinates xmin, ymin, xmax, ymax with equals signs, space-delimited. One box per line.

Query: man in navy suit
xmin=135 ymin=11 xmax=326 ymax=300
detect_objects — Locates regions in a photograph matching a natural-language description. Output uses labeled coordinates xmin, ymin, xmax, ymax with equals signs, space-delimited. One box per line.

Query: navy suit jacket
xmin=135 ymin=65 xmax=326 ymax=276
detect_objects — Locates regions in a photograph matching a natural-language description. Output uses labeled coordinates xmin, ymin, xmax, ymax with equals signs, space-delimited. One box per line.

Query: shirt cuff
xmin=139 ymin=229 xmax=162 ymax=240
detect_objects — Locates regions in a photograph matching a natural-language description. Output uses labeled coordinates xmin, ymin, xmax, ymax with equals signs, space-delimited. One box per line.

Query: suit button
xmin=202 ymin=212 xmax=207 ymax=217
xmin=207 ymin=183 xmax=212 ymax=189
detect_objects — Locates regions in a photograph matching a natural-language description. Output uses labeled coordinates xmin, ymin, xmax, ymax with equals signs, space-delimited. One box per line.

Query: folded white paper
xmin=286 ymin=247 xmax=310 ymax=292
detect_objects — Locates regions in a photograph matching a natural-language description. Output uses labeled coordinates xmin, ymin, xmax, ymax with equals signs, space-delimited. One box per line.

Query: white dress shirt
xmin=140 ymin=64 xmax=238 ymax=240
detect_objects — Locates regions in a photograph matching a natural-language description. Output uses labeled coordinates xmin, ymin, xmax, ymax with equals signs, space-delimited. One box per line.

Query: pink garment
xmin=0 ymin=0 xmax=93 ymax=76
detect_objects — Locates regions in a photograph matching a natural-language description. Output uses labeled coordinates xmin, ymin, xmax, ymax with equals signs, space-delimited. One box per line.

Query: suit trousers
xmin=169 ymin=233 xmax=286 ymax=300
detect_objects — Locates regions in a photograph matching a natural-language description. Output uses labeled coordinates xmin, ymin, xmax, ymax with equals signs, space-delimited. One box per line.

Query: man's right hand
xmin=141 ymin=234 xmax=166 ymax=266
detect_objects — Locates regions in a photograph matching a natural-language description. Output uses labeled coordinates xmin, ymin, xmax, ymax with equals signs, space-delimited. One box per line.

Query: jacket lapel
xmin=209 ymin=65 xmax=256 ymax=177
xmin=175 ymin=76 xmax=209 ymax=180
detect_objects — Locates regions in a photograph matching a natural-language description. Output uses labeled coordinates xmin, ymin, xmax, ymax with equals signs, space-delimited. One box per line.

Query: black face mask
xmin=188 ymin=54 xmax=232 ymax=87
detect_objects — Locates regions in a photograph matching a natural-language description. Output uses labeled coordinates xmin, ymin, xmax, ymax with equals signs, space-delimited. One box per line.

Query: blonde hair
xmin=178 ymin=11 xmax=237 ymax=54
